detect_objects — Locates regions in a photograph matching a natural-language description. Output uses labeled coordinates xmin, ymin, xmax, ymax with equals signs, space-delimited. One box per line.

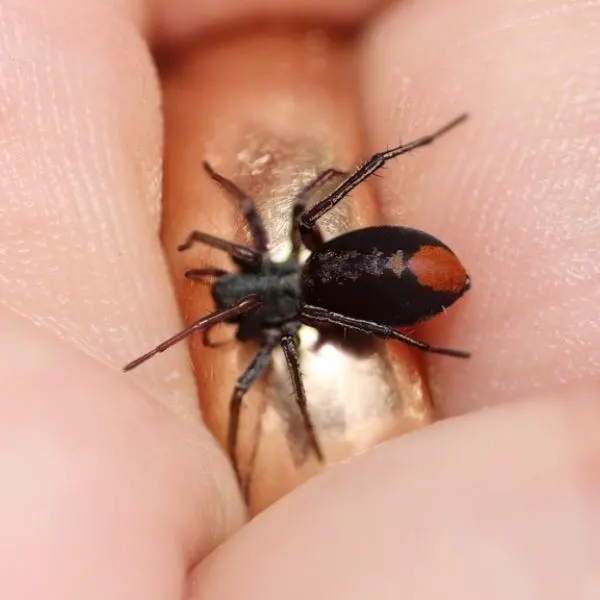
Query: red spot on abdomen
xmin=408 ymin=245 xmax=468 ymax=293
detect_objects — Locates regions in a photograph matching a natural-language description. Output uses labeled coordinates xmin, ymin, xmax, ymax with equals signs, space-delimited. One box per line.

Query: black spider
xmin=124 ymin=114 xmax=472 ymax=476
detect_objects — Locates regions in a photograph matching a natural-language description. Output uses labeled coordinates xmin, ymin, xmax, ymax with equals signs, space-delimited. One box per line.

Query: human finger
xmin=189 ymin=393 xmax=600 ymax=599
xmin=360 ymin=0 xmax=600 ymax=412
xmin=0 ymin=312 xmax=244 ymax=599
xmin=0 ymin=0 xmax=197 ymax=416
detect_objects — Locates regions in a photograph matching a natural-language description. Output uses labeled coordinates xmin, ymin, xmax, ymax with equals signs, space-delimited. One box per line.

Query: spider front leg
xmin=184 ymin=269 xmax=233 ymax=348
xmin=298 ymin=114 xmax=468 ymax=251
xmin=290 ymin=168 xmax=347 ymax=257
xmin=123 ymin=295 xmax=262 ymax=371
xmin=203 ymin=162 xmax=269 ymax=252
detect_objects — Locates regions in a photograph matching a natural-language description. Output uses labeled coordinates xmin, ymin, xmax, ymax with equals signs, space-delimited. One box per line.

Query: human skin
xmin=1 ymin=0 xmax=599 ymax=599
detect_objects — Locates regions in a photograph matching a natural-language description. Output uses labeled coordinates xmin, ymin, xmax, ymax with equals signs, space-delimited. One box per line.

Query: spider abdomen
xmin=301 ymin=225 xmax=470 ymax=326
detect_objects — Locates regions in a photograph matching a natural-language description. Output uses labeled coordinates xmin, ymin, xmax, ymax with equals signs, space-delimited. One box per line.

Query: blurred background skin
xmin=1 ymin=0 xmax=599 ymax=599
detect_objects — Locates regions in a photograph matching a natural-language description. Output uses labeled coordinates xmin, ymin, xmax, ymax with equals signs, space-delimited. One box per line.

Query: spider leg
xmin=298 ymin=114 xmax=468 ymax=250
xmin=183 ymin=269 xmax=232 ymax=346
xmin=290 ymin=168 xmax=347 ymax=257
xmin=122 ymin=295 xmax=262 ymax=372
xmin=300 ymin=305 xmax=471 ymax=359
xmin=178 ymin=230 xmax=261 ymax=267
xmin=280 ymin=334 xmax=324 ymax=462
xmin=228 ymin=337 xmax=279 ymax=479
xmin=184 ymin=267 xmax=229 ymax=281
xmin=203 ymin=161 xmax=269 ymax=252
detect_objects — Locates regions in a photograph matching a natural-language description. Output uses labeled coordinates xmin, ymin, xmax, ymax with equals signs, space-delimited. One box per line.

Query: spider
xmin=124 ymin=113 xmax=472 ymax=476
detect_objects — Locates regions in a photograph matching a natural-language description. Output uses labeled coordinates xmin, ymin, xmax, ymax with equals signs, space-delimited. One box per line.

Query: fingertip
xmin=0 ymin=311 xmax=245 ymax=599
xmin=359 ymin=0 xmax=600 ymax=412
xmin=188 ymin=393 xmax=600 ymax=599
